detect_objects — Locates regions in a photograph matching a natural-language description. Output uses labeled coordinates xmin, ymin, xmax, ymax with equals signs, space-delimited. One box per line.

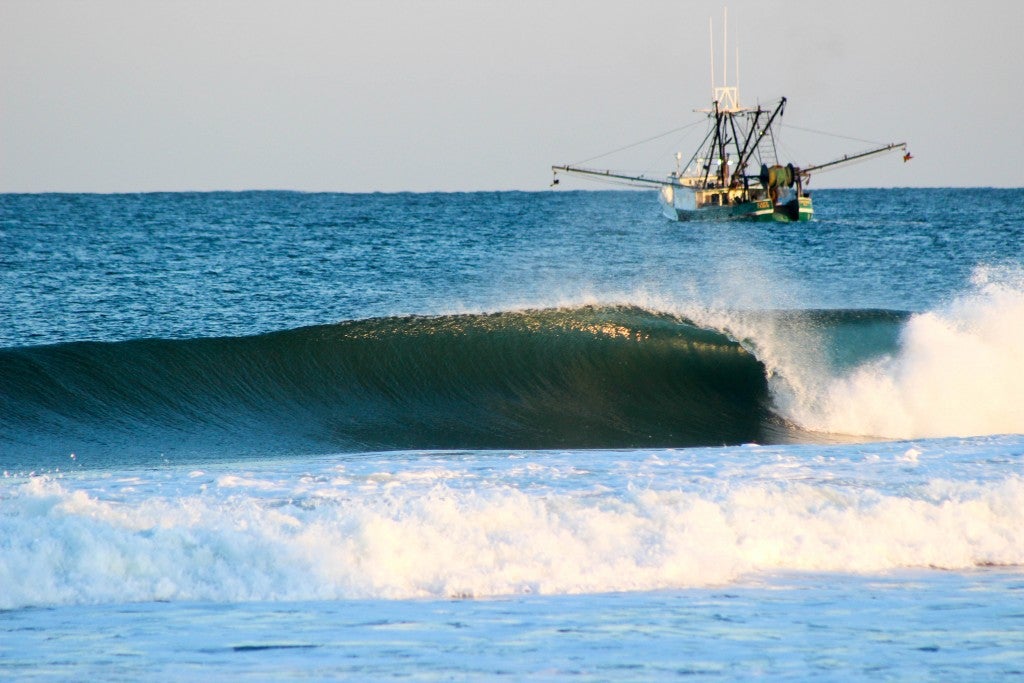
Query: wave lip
xmin=1 ymin=306 xmax=785 ymax=468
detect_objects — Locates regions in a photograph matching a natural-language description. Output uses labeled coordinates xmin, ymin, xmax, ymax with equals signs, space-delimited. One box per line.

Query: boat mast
xmin=735 ymin=97 xmax=786 ymax=180
xmin=719 ymin=109 xmax=730 ymax=185
xmin=727 ymin=112 xmax=744 ymax=181
xmin=733 ymin=104 xmax=765 ymax=184
xmin=702 ymin=104 xmax=722 ymax=188
xmin=702 ymin=9 xmax=739 ymax=188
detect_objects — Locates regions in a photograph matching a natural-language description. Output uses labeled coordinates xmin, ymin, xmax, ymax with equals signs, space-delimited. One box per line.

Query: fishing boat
xmin=551 ymin=13 xmax=909 ymax=222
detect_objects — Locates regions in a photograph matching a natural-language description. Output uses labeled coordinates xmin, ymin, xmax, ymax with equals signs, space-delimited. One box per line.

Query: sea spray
xmin=683 ymin=306 xmax=905 ymax=433
xmin=798 ymin=267 xmax=1024 ymax=438
xmin=684 ymin=267 xmax=1024 ymax=440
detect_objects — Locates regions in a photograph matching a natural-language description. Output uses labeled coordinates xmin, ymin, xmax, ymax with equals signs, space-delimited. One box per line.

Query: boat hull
xmin=771 ymin=196 xmax=814 ymax=222
xmin=659 ymin=184 xmax=812 ymax=222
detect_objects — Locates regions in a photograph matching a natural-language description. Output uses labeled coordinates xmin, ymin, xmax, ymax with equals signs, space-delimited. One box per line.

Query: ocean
xmin=1 ymin=188 xmax=1022 ymax=679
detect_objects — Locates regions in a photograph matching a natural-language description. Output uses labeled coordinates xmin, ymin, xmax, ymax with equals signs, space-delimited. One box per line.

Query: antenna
xmin=710 ymin=8 xmax=740 ymax=112
xmin=723 ymin=7 xmax=728 ymax=90
xmin=709 ymin=16 xmax=715 ymax=101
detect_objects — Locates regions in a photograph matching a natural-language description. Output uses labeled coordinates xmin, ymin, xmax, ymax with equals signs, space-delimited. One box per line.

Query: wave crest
xmin=1 ymin=306 xmax=781 ymax=468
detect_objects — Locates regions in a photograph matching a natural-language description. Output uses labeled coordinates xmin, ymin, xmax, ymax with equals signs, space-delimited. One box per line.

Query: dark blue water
xmin=3 ymin=189 xmax=1019 ymax=348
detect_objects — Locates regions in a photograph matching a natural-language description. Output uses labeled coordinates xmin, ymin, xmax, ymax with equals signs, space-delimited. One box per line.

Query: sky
xmin=2 ymin=0 xmax=1022 ymax=193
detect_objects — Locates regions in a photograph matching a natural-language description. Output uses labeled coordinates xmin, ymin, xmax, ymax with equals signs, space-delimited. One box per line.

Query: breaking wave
xmin=1 ymin=306 xmax=791 ymax=469
xmin=3 ymin=270 xmax=1021 ymax=472
xmin=761 ymin=267 xmax=1024 ymax=439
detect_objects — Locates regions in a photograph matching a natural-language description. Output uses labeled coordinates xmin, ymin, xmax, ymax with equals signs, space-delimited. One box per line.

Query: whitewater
xmin=1 ymin=189 xmax=1022 ymax=679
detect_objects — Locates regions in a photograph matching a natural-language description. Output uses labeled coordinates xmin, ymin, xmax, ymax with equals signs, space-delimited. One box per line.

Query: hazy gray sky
xmin=2 ymin=0 xmax=1021 ymax=192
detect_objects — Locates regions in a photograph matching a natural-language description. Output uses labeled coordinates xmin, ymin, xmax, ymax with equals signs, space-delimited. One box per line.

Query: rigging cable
xmin=574 ymin=118 xmax=707 ymax=166
xmin=780 ymin=123 xmax=886 ymax=147
xmin=641 ymin=121 xmax=715 ymax=179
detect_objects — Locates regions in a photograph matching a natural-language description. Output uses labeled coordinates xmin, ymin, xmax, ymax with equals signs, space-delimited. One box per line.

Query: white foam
xmin=688 ymin=266 xmax=1024 ymax=439
xmin=802 ymin=267 xmax=1024 ymax=438
xmin=2 ymin=466 xmax=1021 ymax=608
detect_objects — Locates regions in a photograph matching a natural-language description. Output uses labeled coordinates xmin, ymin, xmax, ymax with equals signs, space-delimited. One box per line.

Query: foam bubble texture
xmin=696 ymin=266 xmax=1024 ymax=439
xmin=2 ymin=458 xmax=1021 ymax=608
xmin=812 ymin=267 xmax=1024 ymax=438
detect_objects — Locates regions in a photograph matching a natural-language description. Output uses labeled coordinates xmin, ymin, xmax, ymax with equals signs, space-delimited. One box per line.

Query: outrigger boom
xmin=551 ymin=141 xmax=909 ymax=191
xmin=550 ymin=165 xmax=679 ymax=188
xmin=798 ymin=142 xmax=909 ymax=176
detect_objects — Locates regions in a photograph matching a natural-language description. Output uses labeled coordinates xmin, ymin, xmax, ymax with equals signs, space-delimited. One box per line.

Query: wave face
xmin=1 ymin=306 xmax=814 ymax=469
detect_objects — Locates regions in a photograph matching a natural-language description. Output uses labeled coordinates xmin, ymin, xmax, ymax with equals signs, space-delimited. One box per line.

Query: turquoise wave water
xmin=0 ymin=306 xmax=907 ymax=470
